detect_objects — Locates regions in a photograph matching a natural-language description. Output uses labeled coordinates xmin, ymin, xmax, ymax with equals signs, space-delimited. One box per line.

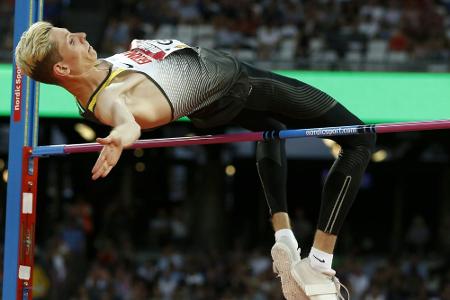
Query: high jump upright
xmin=4 ymin=0 xmax=43 ymax=299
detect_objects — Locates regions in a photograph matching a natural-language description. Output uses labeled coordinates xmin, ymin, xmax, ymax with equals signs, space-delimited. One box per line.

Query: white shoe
xmin=291 ymin=258 xmax=349 ymax=299
xmin=271 ymin=237 xmax=308 ymax=300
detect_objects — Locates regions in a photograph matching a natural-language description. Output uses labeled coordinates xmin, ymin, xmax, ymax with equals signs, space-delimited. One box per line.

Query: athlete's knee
xmin=341 ymin=142 xmax=375 ymax=172
xmin=337 ymin=133 xmax=375 ymax=168
xmin=345 ymin=131 xmax=376 ymax=154
xmin=256 ymin=139 xmax=285 ymax=166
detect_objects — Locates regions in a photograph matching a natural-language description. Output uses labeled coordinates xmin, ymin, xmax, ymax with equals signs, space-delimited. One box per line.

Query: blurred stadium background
xmin=1 ymin=0 xmax=450 ymax=299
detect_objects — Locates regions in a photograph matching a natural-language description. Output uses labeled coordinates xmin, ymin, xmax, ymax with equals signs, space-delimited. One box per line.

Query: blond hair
xmin=15 ymin=21 xmax=62 ymax=85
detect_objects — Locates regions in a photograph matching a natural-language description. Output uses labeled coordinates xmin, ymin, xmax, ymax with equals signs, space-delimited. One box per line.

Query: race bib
xmin=125 ymin=39 xmax=191 ymax=64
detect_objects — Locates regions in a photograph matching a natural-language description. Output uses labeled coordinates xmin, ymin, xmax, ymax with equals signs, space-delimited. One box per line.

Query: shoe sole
xmin=290 ymin=261 xmax=339 ymax=300
xmin=271 ymin=243 xmax=308 ymax=300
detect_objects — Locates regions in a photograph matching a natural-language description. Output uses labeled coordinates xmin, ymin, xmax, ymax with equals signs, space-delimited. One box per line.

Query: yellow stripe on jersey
xmin=88 ymin=68 xmax=127 ymax=112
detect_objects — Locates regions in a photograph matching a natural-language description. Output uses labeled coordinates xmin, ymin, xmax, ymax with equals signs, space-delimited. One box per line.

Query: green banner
xmin=1 ymin=64 xmax=449 ymax=123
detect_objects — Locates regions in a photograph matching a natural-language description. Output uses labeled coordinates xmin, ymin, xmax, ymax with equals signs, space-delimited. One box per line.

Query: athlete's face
xmin=50 ymin=27 xmax=98 ymax=77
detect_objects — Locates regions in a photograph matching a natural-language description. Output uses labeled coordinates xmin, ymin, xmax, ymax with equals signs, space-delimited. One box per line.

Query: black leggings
xmin=232 ymin=64 xmax=376 ymax=235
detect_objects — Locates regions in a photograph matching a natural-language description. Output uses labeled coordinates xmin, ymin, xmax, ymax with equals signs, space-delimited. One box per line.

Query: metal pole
xmin=4 ymin=1 xmax=42 ymax=299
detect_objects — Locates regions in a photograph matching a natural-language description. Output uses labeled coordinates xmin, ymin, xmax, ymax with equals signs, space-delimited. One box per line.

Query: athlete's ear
xmin=54 ymin=62 xmax=70 ymax=77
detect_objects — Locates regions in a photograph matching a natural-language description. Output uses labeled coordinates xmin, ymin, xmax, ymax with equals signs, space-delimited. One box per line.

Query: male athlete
xmin=16 ymin=21 xmax=376 ymax=299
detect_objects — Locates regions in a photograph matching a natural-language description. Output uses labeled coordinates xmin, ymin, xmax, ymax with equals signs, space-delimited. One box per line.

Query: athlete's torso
xmin=84 ymin=39 xmax=241 ymax=127
xmin=96 ymin=69 xmax=173 ymax=128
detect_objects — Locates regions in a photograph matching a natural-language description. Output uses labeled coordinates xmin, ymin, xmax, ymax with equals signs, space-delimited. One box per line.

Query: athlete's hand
xmin=91 ymin=132 xmax=124 ymax=180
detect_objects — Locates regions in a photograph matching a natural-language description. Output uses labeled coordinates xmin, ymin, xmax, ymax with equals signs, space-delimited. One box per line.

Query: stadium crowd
xmin=1 ymin=0 xmax=450 ymax=70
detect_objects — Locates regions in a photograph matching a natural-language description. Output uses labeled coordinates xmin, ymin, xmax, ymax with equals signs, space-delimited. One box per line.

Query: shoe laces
xmin=332 ymin=276 xmax=350 ymax=300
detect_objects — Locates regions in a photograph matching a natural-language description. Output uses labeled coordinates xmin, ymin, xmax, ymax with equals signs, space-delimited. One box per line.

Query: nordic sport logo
xmin=305 ymin=127 xmax=358 ymax=136
xmin=13 ymin=66 xmax=23 ymax=122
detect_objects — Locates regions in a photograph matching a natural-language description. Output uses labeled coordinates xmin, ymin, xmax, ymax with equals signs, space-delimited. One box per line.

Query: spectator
xmin=389 ymin=28 xmax=409 ymax=52
xmin=348 ymin=260 xmax=370 ymax=300
xmin=405 ymin=215 xmax=430 ymax=254
xmin=256 ymin=21 xmax=282 ymax=60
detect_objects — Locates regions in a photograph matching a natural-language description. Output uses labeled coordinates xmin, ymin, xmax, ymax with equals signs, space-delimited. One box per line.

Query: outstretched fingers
xmin=91 ymin=139 xmax=123 ymax=180
xmin=92 ymin=150 xmax=106 ymax=175
xmin=92 ymin=147 xmax=115 ymax=180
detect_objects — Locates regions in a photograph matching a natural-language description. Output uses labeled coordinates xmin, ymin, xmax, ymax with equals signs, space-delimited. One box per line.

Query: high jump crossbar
xmin=32 ymin=119 xmax=450 ymax=157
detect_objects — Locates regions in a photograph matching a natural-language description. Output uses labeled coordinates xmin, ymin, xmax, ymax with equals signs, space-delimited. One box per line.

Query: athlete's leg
xmin=272 ymin=101 xmax=376 ymax=263
xmin=232 ymin=110 xmax=307 ymax=299
xmin=304 ymin=104 xmax=376 ymax=268
xmin=244 ymin=63 xmax=376 ymax=243
xmin=281 ymin=105 xmax=374 ymax=299
xmin=243 ymin=63 xmax=375 ymax=298
xmin=232 ymin=111 xmax=290 ymax=229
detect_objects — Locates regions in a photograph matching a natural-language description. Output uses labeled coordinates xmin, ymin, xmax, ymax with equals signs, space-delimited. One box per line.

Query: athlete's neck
xmin=61 ymin=61 xmax=110 ymax=107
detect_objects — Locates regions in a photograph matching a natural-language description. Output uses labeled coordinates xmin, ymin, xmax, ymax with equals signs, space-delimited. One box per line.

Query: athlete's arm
xmin=91 ymin=94 xmax=141 ymax=180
